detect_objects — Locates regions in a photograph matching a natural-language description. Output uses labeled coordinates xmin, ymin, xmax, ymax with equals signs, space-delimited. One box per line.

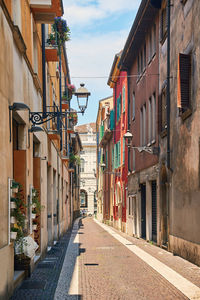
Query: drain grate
xmin=20 ymin=280 xmax=47 ymax=290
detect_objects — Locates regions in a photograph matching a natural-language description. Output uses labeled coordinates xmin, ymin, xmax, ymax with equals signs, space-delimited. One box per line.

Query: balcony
xmin=61 ymin=149 xmax=69 ymax=162
xmin=30 ymin=0 xmax=63 ymax=23
xmin=61 ymin=93 xmax=70 ymax=110
xmin=45 ymin=43 xmax=59 ymax=62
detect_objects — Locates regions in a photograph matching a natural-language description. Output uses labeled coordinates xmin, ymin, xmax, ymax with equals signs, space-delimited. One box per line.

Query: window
xmin=149 ymin=30 xmax=152 ymax=61
xmin=144 ymin=44 xmax=146 ymax=70
xmin=132 ymin=92 xmax=135 ymax=120
xmin=148 ymin=93 xmax=156 ymax=143
xmin=140 ymin=105 xmax=146 ymax=146
xmin=123 ymin=138 xmax=125 ymax=164
xmin=132 ymin=149 xmax=135 ymax=172
xmin=128 ymin=196 xmax=136 ymax=216
xmin=153 ymin=24 xmax=156 ymax=55
xmin=160 ymin=84 xmax=167 ymax=133
xmin=80 ymin=159 xmax=85 ymax=172
xmin=122 ymin=86 xmax=126 ymax=113
xmin=128 ymin=148 xmax=131 ymax=172
xmin=160 ymin=4 xmax=167 ymax=42
xmin=117 ymin=94 xmax=121 ymax=121
xmin=138 ymin=45 xmax=147 ymax=77
xmin=177 ymin=53 xmax=191 ymax=111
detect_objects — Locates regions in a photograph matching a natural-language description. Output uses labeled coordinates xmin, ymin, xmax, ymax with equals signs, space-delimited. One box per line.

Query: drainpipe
xmin=41 ymin=24 xmax=46 ymax=118
xmin=167 ymin=0 xmax=171 ymax=170
xmin=59 ymin=54 xmax=62 ymax=150
xmin=114 ymin=83 xmax=116 ymax=144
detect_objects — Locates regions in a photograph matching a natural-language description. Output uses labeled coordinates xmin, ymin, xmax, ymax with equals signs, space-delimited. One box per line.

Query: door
xmin=152 ymin=181 xmax=157 ymax=242
xmin=141 ymin=184 xmax=146 ymax=239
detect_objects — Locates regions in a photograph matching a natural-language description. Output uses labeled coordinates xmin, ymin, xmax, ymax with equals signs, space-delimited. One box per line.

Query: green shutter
xmin=123 ymin=138 xmax=125 ymax=164
xmin=123 ymin=86 xmax=125 ymax=112
xmin=119 ymin=141 xmax=121 ymax=167
xmin=112 ymin=147 xmax=114 ymax=170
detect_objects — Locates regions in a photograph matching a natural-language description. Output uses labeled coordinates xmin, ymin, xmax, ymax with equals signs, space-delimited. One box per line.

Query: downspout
xmin=59 ymin=54 xmax=62 ymax=150
xmin=166 ymin=0 xmax=171 ymax=170
xmin=127 ymin=68 xmax=131 ymax=172
xmin=41 ymin=24 xmax=46 ymax=117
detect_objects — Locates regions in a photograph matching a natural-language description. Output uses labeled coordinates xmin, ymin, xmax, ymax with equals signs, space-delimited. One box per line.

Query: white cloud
xmin=64 ymin=0 xmax=141 ymax=25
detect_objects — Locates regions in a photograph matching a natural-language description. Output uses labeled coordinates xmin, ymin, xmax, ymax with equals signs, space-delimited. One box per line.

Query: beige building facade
xmin=0 ymin=1 xmax=81 ymax=298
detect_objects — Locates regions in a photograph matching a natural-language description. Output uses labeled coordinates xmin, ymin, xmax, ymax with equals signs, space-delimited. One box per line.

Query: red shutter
xmin=179 ymin=53 xmax=191 ymax=108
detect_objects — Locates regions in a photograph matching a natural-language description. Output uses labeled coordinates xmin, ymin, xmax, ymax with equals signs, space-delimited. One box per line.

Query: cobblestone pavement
xmin=10 ymin=217 xmax=200 ymax=300
xmin=78 ymin=217 xmax=200 ymax=300
xmin=10 ymin=227 xmax=72 ymax=300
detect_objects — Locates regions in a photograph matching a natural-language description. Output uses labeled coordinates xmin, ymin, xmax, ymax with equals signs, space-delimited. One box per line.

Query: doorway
xmin=152 ymin=181 xmax=157 ymax=242
xmin=141 ymin=184 xmax=146 ymax=239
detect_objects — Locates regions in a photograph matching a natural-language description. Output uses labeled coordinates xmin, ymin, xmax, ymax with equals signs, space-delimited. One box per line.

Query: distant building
xmin=75 ymin=123 xmax=97 ymax=214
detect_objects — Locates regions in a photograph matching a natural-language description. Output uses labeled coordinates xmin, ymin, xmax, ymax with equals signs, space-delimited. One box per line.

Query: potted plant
xmin=32 ymin=188 xmax=43 ymax=215
xmin=10 ymin=197 xmax=17 ymax=209
xmin=10 ymin=213 xmax=16 ymax=224
xmin=11 ymin=181 xmax=19 ymax=195
xmin=47 ymin=17 xmax=70 ymax=55
xmin=10 ymin=227 xmax=18 ymax=240
xmin=32 ymin=220 xmax=37 ymax=231
xmin=31 ymin=209 xmax=36 ymax=219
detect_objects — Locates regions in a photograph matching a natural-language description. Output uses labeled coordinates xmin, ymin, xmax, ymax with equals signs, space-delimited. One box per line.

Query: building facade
xmin=75 ymin=123 xmax=97 ymax=215
xmin=0 ymin=1 xmax=82 ymax=298
xmin=96 ymin=97 xmax=113 ymax=221
xmin=107 ymin=52 xmax=129 ymax=232
xmin=119 ymin=1 xmax=160 ymax=242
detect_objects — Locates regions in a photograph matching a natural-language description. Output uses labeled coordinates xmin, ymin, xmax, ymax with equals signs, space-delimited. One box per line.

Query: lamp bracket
xmin=130 ymin=146 xmax=160 ymax=155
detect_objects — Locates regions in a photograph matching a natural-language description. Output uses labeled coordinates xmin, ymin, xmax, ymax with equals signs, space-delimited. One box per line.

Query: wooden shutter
xmin=179 ymin=53 xmax=191 ymax=108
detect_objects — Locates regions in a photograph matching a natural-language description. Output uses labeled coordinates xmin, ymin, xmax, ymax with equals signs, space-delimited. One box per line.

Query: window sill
xmin=179 ymin=107 xmax=192 ymax=121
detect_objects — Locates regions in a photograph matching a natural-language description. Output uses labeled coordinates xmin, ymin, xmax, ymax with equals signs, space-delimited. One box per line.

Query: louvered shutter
xmin=179 ymin=53 xmax=191 ymax=108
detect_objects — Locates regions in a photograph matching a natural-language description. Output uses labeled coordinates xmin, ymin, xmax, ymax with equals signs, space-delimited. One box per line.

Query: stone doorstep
xmin=13 ymin=270 xmax=26 ymax=290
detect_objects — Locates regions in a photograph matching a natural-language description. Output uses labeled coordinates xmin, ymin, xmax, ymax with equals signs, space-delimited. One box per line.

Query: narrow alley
xmin=11 ymin=217 xmax=200 ymax=300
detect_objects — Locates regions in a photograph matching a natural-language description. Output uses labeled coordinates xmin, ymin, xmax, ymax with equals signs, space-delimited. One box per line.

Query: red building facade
xmin=108 ymin=53 xmax=128 ymax=232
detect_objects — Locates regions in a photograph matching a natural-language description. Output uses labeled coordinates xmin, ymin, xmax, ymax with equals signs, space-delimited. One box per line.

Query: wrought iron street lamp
xmin=74 ymin=83 xmax=91 ymax=115
xmin=124 ymin=130 xmax=160 ymax=155
xmin=9 ymin=83 xmax=90 ymax=129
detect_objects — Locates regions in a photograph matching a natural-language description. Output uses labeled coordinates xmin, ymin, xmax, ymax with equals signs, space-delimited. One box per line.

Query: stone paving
xmin=10 ymin=226 xmax=73 ymax=300
xmin=10 ymin=217 xmax=200 ymax=300
xmin=78 ymin=218 xmax=189 ymax=300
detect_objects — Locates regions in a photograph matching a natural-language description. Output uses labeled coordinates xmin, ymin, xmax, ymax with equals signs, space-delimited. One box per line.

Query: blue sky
xmin=63 ymin=0 xmax=141 ymax=125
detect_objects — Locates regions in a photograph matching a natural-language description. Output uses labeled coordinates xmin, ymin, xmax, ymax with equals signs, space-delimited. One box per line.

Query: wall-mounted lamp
xmin=123 ymin=130 xmax=160 ymax=155
xmin=100 ymin=163 xmax=106 ymax=171
xmin=74 ymin=83 xmax=91 ymax=115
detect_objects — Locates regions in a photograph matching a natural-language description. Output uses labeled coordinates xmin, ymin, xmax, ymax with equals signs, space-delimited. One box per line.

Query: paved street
xmin=11 ymin=217 xmax=200 ymax=300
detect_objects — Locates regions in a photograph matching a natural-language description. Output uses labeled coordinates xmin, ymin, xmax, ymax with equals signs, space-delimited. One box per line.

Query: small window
xmin=122 ymin=85 xmax=126 ymax=113
xmin=160 ymin=85 xmax=167 ymax=134
xmin=132 ymin=92 xmax=135 ymax=120
xmin=140 ymin=105 xmax=146 ymax=146
xmin=177 ymin=53 xmax=191 ymax=111
xmin=160 ymin=5 xmax=167 ymax=43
